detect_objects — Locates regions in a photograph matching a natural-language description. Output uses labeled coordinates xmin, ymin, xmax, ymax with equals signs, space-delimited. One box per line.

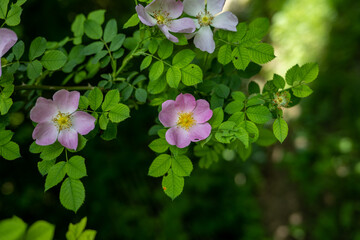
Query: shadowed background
xmin=1 ymin=0 xmax=360 ymax=239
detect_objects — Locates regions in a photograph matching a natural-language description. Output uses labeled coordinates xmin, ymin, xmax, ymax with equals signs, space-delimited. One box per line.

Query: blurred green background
xmin=1 ymin=0 xmax=360 ymax=239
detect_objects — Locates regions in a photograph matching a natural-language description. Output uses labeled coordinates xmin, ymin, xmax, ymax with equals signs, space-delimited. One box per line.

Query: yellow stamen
xmin=197 ymin=11 xmax=214 ymax=26
xmin=53 ymin=112 xmax=72 ymax=130
xmin=177 ymin=112 xmax=196 ymax=131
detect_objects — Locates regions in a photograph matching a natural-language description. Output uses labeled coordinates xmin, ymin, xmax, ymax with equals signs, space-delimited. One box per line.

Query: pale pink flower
xmin=159 ymin=93 xmax=213 ymax=148
xmin=183 ymin=0 xmax=238 ymax=53
xmin=0 ymin=28 xmax=18 ymax=76
xmin=136 ymin=0 xmax=196 ymax=43
xmin=30 ymin=90 xmax=96 ymax=150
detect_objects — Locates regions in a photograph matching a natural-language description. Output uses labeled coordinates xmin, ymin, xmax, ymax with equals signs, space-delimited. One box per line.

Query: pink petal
xmin=175 ymin=93 xmax=196 ymax=112
xmin=165 ymin=126 xmax=191 ymax=148
xmin=211 ymin=12 xmax=238 ymax=31
xmin=136 ymin=4 xmax=156 ymax=26
xmin=207 ymin=0 xmax=225 ymax=15
xmin=32 ymin=122 xmax=58 ymax=146
xmin=159 ymin=100 xmax=178 ymax=127
xmin=158 ymin=25 xmax=179 ymax=43
xmin=192 ymin=99 xmax=213 ymax=123
xmin=58 ymin=128 xmax=78 ymax=150
xmin=188 ymin=123 xmax=212 ymax=142
xmin=30 ymin=97 xmax=58 ymax=123
xmin=183 ymin=0 xmax=205 ymax=17
xmin=194 ymin=26 xmax=215 ymax=53
xmin=52 ymin=90 xmax=80 ymax=114
xmin=168 ymin=18 xmax=196 ymax=33
xmin=71 ymin=111 xmax=96 ymax=135
xmin=0 ymin=28 xmax=18 ymax=57
xmin=146 ymin=0 xmax=183 ymax=19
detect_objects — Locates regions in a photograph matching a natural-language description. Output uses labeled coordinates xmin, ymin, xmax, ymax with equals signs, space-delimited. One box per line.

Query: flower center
xmin=177 ymin=112 xmax=196 ymax=131
xmin=273 ymin=92 xmax=290 ymax=109
xmin=53 ymin=112 xmax=72 ymax=131
xmin=152 ymin=10 xmax=170 ymax=25
xmin=197 ymin=11 xmax=213 ymax=26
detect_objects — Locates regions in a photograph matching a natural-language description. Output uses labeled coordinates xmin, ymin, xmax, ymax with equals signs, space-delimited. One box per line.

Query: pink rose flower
xmin=136 ymin=0 xmax=196 ymax=43
xmin=30 ymin=90 xmax=96 ymax=150
xmin=0 ymin=28 xmax=18 ymax=76
xmin=183 ymin=0 xmax=238 ymax=53
xmin=159 ymin=93 xmax=213 ymax=148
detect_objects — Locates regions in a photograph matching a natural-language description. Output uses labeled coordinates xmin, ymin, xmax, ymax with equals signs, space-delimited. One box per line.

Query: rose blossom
xmin=0 ymin=28 xmax=18 ymax=76
xmin=183 ymin=0 xmax=238 ymax=53
xmin=159 ymin=93 xmax=213 ymax=148
xmin=136 ymin=0 xmax=196 ymax=43
xmin=30 ymin=90 xmax=96 ymax=150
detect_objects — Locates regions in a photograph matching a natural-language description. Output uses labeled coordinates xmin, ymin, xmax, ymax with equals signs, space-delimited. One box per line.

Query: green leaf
xmin=5 ymin=4 xmax=22 ymax=26
xmin=181 ymin=64 xmax=202 ymax=86
xmin=82 ymin=41 xmax=104 ymax=56
xmin=218 ymin=44 xmax=232 ymax=65
xmin=79 ymin=230 xmax=97 ymax=240
xmin=166 ymin=66 xmax=181 ymax=88
xmin=2 ymin=85 xmax=13 ymax=98
xmin=0 ymin=141 xmax=20 ymax=160
xmin=37 ymin=159 xmax=56 ymax=176
xmin=123 ymin=13 xmax=140 ymax=29
xmin=29 ymin=37 xmax=47 ymax=60
xmin=301 ymin=62 xmax=319 ymax=83
xmin=215 ymin=84 xmax=230 ymax=98
xmin=99 ymin=113 xmax=109 ymax=130
xmin=158 ymin=39 xmax=173 ymax=59
xmin=232 ymin=91 xmax=246 ymax=101
xmin=27 ymin=60 xmax=43 ymax=80
xmin=78 ymin=96 xmax=89 ymax=110
xmin=273 ymin=118 xmax=288 ymax=143
xmin=292 ymin=85 xmax=313 ymax=98
xmin=231 ymin=22 xmax=247 ymax=43
xmin=60 ymin=177 xmax=85 ymax=213
xmin=109 ymin=34 xmax=125 ymax=52
xmin=148 ymin=154 xmax=171 ymax=177
xmin=45 ymin=161 xmax=67 ymax=191
xmin=25 ymin=220 xmax=55 ymax=240
xmin=272 ymin=74 xmax=285 ymax=89
xmin=84 ymin=19 xmax=103 ymax=40
xmin=224 ymin=100 xmax=244 ymax=114
xmin=248 ymin=81 xmax=260 ymax=94
xmin=148 ymin=39 xmax=158 ymax=54
xmin=140 ymin=55 xmax=152 ymax=71
xmin=87 ymin=9 xmax=106 ymax=25
xmin=148 ymin=75 xmax=167 ymax=94
xmin=71 ymin=14 xmax=86 ymax=37
xmin=239 ymin=120 xmax=259 ymax=143
xmin=248 ymin=17 xmax=270 ymax=39
xmin=246 ymin=105 xmax=272 ymax=124
xmin=12 ymin=41 xmax=24 ymax=60
xmin=66 ymin=217 xmax=87 ymax=240
xmin=41 ymin=50 xmax=67 ymax=70
xmin=162 ymin=169 xmax=184 ymax=200
xmin=149 ymin=61 xmax=164 ymax=81
xmin=102 ymin=89 xmax=120 ymax=111
xmin=0 ymin=0 xmax=9 ymax=19
xmin=108 ymin=103 xmax=130 ymax=123
xmin=40 ymin=142 xmax=64 ymax=160
xmin=232 ymin=46 xmax=250 ymax=70
xmin=149 ymin=138 xmax=169 ymax=153
xmin=228 ymin=112 xmax=245 ymax=124
xmin=0 ymin=216 xmax=27 ymax=240
xmin=208 ymin=107 xmax=224 ymax=129
xmin=135 ymin=88 xmax=147 ymax=103
xmin=101 ymin=122 xmax=117 ymax=140
xmin=247 ymin=43 xmax=275 ymax=64
xmin=215 ymin=121 xmax=248 ymax=146
xmin=0 ymin=97 xmax=13 ymax=115
xmin=88 ymin=87 xmax=103 ymax=110
xmin=104 ymin=19 xmax=118 ymax=42
xmin=0 ymin=129 xmax=13 ymax=145
xmin=172 ymin=155 xmax=193 ymax=177
xmin=67 ymin=156 xmax=87 ymax=179
xmin=285 ymin=64 xmax=301 ymax=85
xmin=172 ymin=49 xmax=195 ymax=68
xmin=256 ymin=128 xmax=277 ymax=147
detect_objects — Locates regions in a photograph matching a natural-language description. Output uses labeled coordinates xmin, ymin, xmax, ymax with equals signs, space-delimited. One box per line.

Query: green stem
xmin=101 ymin=38 xmax=117 ymax=79
xmin=65 ymin=149 xmax=69 ymax=162
xmin=14 ymin=85 xmax=100 ymax=91
xmin=142 ymin=53 xmax=172 ymax=67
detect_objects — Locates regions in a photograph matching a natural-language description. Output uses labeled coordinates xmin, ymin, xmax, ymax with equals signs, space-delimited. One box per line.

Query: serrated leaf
xmin=27 ymin=60 xmax=42 ymax=80
xmin=71 ymin=14 xmax=86 ymax=38
xmin=239 ymin=120 xmax=259 ymax=143
xmin=109 ymin=34 xmax=125 ymax=52
xmin=0 ymin=0 xmax=9 ymax=19
xmin=247 ymin=43 xmax=275 ymax=64
xmin=84 ymin=19 xmax=103 ymax=40
xmin=104 ymin=19 xmax=118 ymax=42
xmin=218 ymin=44 xmax=232 ymax=65
xmin=60 ymin=177 xmax=85 ymax=213
xmin=67 ymin=156 xmax=87 ymax=179
xmin=0 ymin=141 xmax=20 ymax=160
xmin=301 ymin=62 xmax=319 ymax=83
xmin=40 ymin=142 xmax=64 ymax=160
xmin=171 ymin=155 xmax=193 ymax=177
xmin=102 ymin=89 xmax=119 ymax=111
xmin=12 ymin=41 xmax=24 ymax=60
xmin=45 ymin=161 xmax=67 ymax=191
xmin=208 ymin=107 xmax=223 ymax=129
xmin=0 ymin=129 xmax=13 ymax=145
xmin=181 ymin=64 xmax=202 ymax=86
xmin=158 ymin=39 xmax=173 ymax=59
xmin=108 ymin=103 xmax=130 ymax=123
xmin=87 ymin=9 xmax=105 ymax=25
xmin=140 ymin=55 xmax=152 ymax=71
xmin=123 ymin=13 xmax=139 ymax=29
xmin=149 ymin=61 xmax=164 ymax=81
xmin=272 ymin=74 xmax=285 ymax=89
xmin=82 ymin=41 xmax=104 ymax=56
xmin=225 ymin=100 xmax=244 ymax=114
xmin=25 ymin=221 xmax=55 ymax=240
xmin=37 ymin=159 xmax=56 ymax=176
xmin=148 ymin=75 xmax=167 ymax=94
xmin=246 ymin=105 xmax=272 ymax=124
xmin=292 ymin=85 xmax=313 ymax=98
xmin=285 ymin=64 xmax=301 ymax=85
xmin=162 ymin=169 xmax=184 ymax=200
xmin=166 ymin=66 xmax=181 ymax=88
xmin=148 ymin=154 xmax=171 ymax=177
xmin=88 ymin=87 xmax=103 ymax=110
xmin=149 ymin=138 xmax=169 ymax=153
xmin=232 ymin=46 xmax=250 ymax=70
xmin=29 ymin=37 xmax=47 ymax=60
xmin=0 ymin=97 xmax=13 ymax=115
xmin=41 ymin=50 xmax=67 ymax=70
xmin=135 ymin=88 xmax=147 ymax=103
xmin=0 ymin=216 xmax=27 ymax=240
xmin=172 ymin=49 xmax=195 ymax=68
xmin=5 ymin=4 xmax=22 ymax=26
xmin=273 ymin=118 xmax=288 ymax=143
xmin=215 ymin=84 xmax=230 ymax=98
